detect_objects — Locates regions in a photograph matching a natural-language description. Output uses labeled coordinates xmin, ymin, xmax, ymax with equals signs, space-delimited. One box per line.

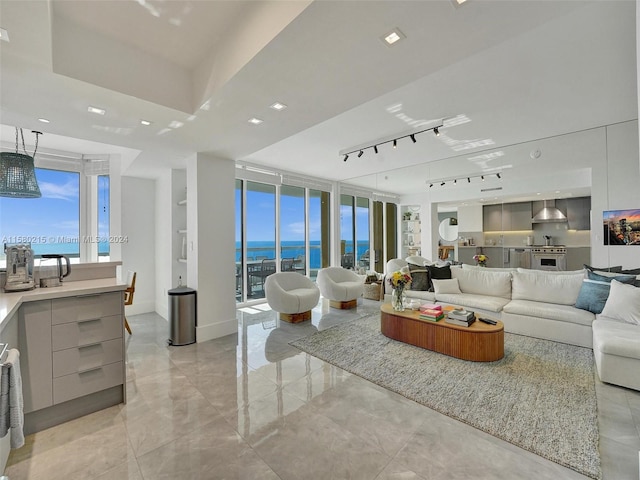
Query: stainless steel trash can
xmin=168 ymin=286 xmax=197 ymax=346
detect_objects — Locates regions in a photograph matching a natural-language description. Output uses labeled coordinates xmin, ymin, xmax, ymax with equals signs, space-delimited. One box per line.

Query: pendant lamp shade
xmin=0 ymin=151 xmax=42 ymax=198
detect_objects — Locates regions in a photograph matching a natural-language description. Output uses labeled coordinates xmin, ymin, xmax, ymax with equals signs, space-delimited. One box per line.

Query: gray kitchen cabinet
xmin=19 ymin=290 xmax=125 ymax=434
xmin=483 ymin=203 xmax=532 ymax=231
xmin=483 ymin=205 xmax=504 ymax=231
xmin=458 ymin=247 xmax=481 ymax=265
xmin=566 ymin=197 xmax=591 ymax=230
xmin=509 ymin=202 xmax=532 ymax=230
xmin=19 ymin=301 xmax=53 ymax=413
xmin=480 ymin=247 xmax=508 ymax=268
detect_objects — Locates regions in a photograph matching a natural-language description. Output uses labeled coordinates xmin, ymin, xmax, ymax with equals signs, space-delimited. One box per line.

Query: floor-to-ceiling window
xmin=309 ymin=189 xmax=330 ymax=280
xmin=340 ymin=194 xmax=355 ymax=269
xmin=97 ymin=174 xmax=110 ymax=261
xmin=235 ymin=179 xmax=243 ymax=302
xmin=280 ymin=185 xmax=305 ymax=274
xmin=356 ymin=197 xmax=370 ymax=270
xmin=245 ymin=181 xmax=276 ymax=300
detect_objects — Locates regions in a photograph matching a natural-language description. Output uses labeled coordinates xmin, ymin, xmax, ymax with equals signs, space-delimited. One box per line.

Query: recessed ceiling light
xmin=88 ymin=106 xmax=106 ymax=115
xmin=38 ymin=118 xmax=50 ymax=123
xmin=270 ymin=102 xmax=287 ymax=111
xmin=450 ymin=0 xmax=468 ymax=7
xmin=381 ymin=28 xmax=405 ymax=46
xmin=248 ymin=117 xmax=263 ymax=125
xmin=168 ymin=120 xmax=184 ymax=129
xmin=140 ymin=120 xmax=152 ymax=126
xmin=0 ymin=28 xmax=9 ymax=43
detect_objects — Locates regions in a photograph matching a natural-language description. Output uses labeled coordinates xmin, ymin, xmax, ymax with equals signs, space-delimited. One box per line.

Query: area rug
xmin=290 ymin=313 xmax=601 ymax=479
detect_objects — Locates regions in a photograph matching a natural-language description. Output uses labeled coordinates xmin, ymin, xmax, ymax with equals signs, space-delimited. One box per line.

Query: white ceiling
xmin=0 ymin=0 xmax=637 ymax=200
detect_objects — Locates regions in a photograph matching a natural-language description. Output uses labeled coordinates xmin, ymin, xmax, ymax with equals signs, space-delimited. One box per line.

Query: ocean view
xmin=237 ymin=240 xmax=369 ymax=268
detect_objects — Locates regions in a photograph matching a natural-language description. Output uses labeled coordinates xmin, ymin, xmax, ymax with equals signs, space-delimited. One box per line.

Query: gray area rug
xmin=290 ymin=313 xmax=601 ymax=479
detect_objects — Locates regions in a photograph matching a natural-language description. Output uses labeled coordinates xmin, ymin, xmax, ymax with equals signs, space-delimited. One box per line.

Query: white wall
xmin=186 ymin=153 xmax=237 ymax=342
xmin=121 ymin=176 xmax=156 ymax=315
xmin=154 ymin=171 xmax=172 ymax=320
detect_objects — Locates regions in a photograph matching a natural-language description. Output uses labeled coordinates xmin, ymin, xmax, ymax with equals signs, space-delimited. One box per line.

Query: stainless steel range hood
xmin=532 ymin=200 xmax=567 ymax=223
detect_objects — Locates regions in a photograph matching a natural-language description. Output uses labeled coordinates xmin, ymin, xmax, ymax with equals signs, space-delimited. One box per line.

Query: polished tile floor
xmin=6 ymin=299 xmax=640 ymax=479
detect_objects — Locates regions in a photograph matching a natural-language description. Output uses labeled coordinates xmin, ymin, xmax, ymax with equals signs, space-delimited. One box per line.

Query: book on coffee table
xmin=447 ymin=308 xmax=475 ymax=321
xmin=445 ymin=316 xmax=476 ymax=327
xmin=419 ymin=310 xmax=444 ymax=322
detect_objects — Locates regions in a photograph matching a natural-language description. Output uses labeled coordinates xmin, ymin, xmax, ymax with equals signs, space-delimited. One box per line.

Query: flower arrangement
xmin=388 ymin=267 xmax=412 ymax=290
xmin=473 ymin=254 xmax=488 ymax=267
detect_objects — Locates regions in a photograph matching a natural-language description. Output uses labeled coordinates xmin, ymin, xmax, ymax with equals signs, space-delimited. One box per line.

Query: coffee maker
xmin=4 ymin=243 xmax=36 ymax=291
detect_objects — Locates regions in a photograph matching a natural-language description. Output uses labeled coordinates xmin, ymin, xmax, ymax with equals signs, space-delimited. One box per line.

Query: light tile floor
xmin=6 ymin=299 xmax=640 ymax=479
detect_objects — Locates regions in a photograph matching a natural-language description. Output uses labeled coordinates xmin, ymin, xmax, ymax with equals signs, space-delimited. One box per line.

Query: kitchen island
xmin=0 ymin=277 xmax=127 ymax=471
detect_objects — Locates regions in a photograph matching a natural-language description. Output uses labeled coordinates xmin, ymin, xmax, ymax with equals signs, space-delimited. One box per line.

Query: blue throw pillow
xmin=586 ymin=270 xmax=637 ymax=284
xmin=575 ymin=279 xmax=612 ymax=314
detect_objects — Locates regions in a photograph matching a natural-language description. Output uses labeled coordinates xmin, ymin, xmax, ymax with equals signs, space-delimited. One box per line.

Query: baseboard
xmin=155 ymin=306 xmax=168 ymax=321
xmin=196 ymin=318 xmax=237 ymax=342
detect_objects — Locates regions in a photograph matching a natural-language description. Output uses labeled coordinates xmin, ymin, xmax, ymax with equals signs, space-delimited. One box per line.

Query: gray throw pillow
xmin=408 ymin=263 xmax=430 ymax=291
xmin=427 ymin=264 xmax=452 ymax=292
xmin=587 ymin=270 xmax=636 ymax=284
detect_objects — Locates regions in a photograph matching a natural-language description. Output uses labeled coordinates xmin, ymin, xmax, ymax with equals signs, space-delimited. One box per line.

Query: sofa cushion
xmin=462 ymin=264 xmax=518 ymax=273
xmin=427 ymin=264 xmax=452 ymax=292
xmin=451 ymin=267 xmax=512 ymax=299
xmin=511 ymin=270 xmax=584 ymax=305
xmin=575 ymin=279 xmax=611 ymax=314
xmin=407 ymin=263 xmax=431 ymax=291
xmin=584 ymin=264 xmax=623 ymax=273
xmin=593 ymin=319 xmax=640 ymax=360
xmin=517 ymin=268 xmax=585 ymax=276
xmin=503 ymin=299 xmax=595 ymax=326
xmin=601 ymin=280 xmax=640 ymax=325
xmin=436 ymin=293 xmax=509 ymax=313
xmin=432 ymin=278 xmax=461 ymax=295
xmin=404 ymin=290 xmax=436 ymax=302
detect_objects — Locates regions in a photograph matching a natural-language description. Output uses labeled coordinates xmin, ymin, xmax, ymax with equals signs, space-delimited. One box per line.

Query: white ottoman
xmin=265 ymin=272 xmax=320 ymax=323
xmin=317 ymin=267 xmax=364 ymax=309
xmin=592 ymin=318 xmax=640 ymax=391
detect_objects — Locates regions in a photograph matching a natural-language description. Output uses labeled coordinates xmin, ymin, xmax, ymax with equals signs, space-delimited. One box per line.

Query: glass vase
xmin=391 ymin=288 xmax=406 ymax=311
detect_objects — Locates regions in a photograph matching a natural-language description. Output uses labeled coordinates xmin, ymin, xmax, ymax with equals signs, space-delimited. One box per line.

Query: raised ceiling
xmin=0 ymin=0 xmax=637 ymax=194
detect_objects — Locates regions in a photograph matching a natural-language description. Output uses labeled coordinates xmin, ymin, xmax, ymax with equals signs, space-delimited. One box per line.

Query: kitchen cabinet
xmin=483 ymin=203 xmax=532 ymax=231
xmin=18 ymin=291 xmax=125 ymax=433
xmin=566 ymin=247 xmax=591 ymax=271
xmin=458 ymin=247 xmax=481 ymax=265
xmin=479 ymin=247 xmax=509 ymax=268
xmin=565 ymin=197 xmax=591 ymax=230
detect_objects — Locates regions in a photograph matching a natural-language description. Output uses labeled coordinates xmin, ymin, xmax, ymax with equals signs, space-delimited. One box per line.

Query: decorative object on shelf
xmin=473 ymin=254 xmax=488 ymax=267
xmin=388 ymin=267 xmax=412 ymax=311
xmin=402 ymin=211 xmax=412 ymax=221
xmin=0 ymin=127 xmax=43 ymax=198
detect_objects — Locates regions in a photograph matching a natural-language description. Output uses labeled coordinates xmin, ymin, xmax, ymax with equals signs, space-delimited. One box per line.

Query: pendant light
xmin=0 ymin=127 xmax=42 ymax=198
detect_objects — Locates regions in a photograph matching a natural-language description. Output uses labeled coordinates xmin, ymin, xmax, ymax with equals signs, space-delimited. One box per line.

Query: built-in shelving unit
xmin=401 ymin=205 xmax=421 ymax=258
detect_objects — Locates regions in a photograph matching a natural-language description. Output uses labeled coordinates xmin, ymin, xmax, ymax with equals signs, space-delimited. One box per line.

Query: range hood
xmin=532 ymin=200 xmax=567 ymax=223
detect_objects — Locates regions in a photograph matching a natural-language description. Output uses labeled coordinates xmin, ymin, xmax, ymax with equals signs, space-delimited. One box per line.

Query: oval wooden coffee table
xmin=380 ymin=303 xmax=504 ymax=362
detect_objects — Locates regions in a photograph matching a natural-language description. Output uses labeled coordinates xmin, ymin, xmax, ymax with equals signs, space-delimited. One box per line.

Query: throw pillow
xmin=432 ymin=278 xmax=461 ymax=295
xmin=587 ymin=270 xmax=636 ymax=285
xmin=620 ymin=267 xmax=640 ymax=275
xmin=407 ymin=263 xmax=430 ymax=291
xmin=575 ymin=279 xmax=612 ymax=314
xmin=600 ymin=280 xmax=640 ymax=325
xmin=427 ymin=264 xmax=451 ymax=292
xmin=584 ymin=264 xmax=623 ymax=273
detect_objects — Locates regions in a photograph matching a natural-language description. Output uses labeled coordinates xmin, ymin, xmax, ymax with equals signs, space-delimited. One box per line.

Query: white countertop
xmin=0 ymin=278 xmax=127 ymax=329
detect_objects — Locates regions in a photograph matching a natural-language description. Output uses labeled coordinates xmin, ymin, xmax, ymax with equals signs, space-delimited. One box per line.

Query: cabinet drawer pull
xmin=78 ymin=365 xmax=103 ymax=375
xmin=78 ymin=341 xmax=103 ymax=350
xmin=77 ymin=318 xmax=101 ymax=324
xmin=77 ymin=293 xmax=102 ymax=298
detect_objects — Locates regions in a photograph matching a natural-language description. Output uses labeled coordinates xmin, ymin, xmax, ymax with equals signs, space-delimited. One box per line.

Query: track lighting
xmin=339 ymin=123 xmax=443 ymax=161
xmin=425 ymin=171 xmax=503 ymax=190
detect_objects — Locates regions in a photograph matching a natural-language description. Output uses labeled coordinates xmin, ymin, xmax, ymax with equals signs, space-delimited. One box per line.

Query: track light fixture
xmin=426 ymin=172 xmax=503 ymax=190
xmin=339 ymin=123 xmax=443 ymax=161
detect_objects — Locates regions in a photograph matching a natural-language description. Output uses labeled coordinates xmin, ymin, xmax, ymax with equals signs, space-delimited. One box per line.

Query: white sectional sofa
xmin=383 ymin=258 xmax=640 ymax=390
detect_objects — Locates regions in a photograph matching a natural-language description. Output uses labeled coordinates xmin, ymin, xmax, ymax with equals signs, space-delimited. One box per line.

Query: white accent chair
xmin=265 ymin=272 xmax=320 ymax=323
xmin=405 ymin=255 xmax=432 ymax=266
xmin=317 ymin=267 xmax=364 ymax=309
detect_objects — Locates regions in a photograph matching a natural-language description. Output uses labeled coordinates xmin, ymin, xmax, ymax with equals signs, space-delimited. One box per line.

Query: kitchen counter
xmin=0 ymin=278 xmax=127 ymax=330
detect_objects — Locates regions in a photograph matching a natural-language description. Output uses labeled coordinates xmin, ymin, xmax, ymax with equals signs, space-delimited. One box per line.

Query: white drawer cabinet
xmin=20 ymin=290 xmax=125 ymax=420
xmin=53 ymin=338 xmax=123 ymax=378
